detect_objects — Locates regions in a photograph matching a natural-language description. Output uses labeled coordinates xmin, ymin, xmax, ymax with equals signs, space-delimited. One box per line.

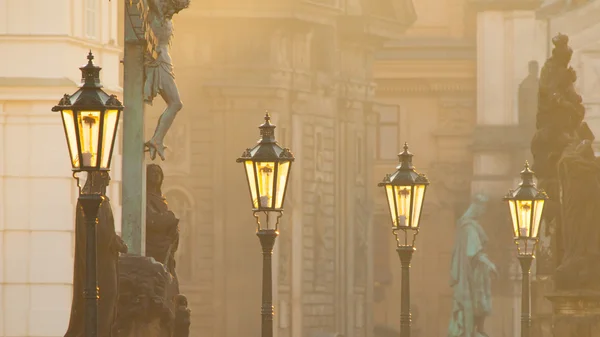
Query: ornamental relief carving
xmin=161 ymin=118 xmax=192 ymax=175
xmin=436 ymin=99 xmax=476 ymax=135
xmin=426 ymin=161 xmax=472 ymax=210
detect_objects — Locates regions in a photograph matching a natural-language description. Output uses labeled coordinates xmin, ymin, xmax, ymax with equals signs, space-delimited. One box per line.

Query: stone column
xmin=471 ymin=1 xmax=540 ymax=335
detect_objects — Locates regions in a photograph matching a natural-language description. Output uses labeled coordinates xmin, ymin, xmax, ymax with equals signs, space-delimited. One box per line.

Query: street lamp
xmin=237 ymin=112 xmax=294 ymax=337
xmin=52 ymin=51 xmax=123 ymax=337
xmin=378 ymin=143 xmax=429 ymax=337
xmin=503 ymin=161 xmax=548 ymax=337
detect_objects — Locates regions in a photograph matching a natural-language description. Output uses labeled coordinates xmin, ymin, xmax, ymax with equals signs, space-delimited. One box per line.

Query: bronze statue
xmin=65 ymin=172 xmax=128 ymax=337
xmin=143 ymin=0 xmax=190 ymax=161
xmin=146 ymin=164 xmax=180 ymax=294
xmin=448 ymin=194 xmax=497 ymax=337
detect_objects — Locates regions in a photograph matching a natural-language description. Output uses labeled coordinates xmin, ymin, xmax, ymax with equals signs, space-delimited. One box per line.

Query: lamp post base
xmin=257 ymin=229 xmax=278 ymax=337
xmin=397 ymin=246 xmax=414 ymax=337
xmin=79 ymin=193 xmax=103 ymax=337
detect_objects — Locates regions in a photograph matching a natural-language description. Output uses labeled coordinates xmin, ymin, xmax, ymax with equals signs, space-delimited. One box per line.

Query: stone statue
xmin=65 ymin=172 xmax=128 ymax=337
xmin=531 ymin=34 xmax=599 ymax=284
xmin=554 ymin=139 xmax=600 ymax=289
xmin=142 ymin=0 xmax=190 ymax=161
xmin=448 ymin=194 xmax=497 ymax=337
xmin=172 ymin=294 xmax=191 ymax=337
xmin=146 ymin=164 xmax=181 ymax=294
xmin=518 ymin=60 xmax=540 ymax=129
xmin=115 ymin=256 xmax=175 ymax=337
xmin=114 ymin=164 xmax=190 ymax=337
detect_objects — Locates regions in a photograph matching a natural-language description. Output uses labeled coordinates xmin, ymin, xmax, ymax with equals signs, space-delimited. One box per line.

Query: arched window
xmin=163 ymin=188 xmax=195 ymax=282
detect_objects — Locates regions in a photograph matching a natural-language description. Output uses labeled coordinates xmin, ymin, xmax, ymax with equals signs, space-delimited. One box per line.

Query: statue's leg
xmin=146 ymin=75 xmax=183 ymax=161
xmin=474 ymin=316 xmax=488 ymax=336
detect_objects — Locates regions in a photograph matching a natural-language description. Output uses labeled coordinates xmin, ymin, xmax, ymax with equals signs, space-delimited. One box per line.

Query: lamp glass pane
xmin=393 ymin=185 xmax=411 ymax=228
xmin=531 ymin=199 xmax=545 ymax=238
xmin=384 ymin=185 xmax=398 ymax=228
xmin=410 ymin=184 xmax=426 ymax=229
xmin=256 ymin=161 xmax=276 ymax=209
xmin=100 ymin=109 xmax=119 ymax=169
xmin=244 ymin=160 xmax=259 ymax=208
xmin=517 ymin=200 xmax=533 ymax=237
xmin=77 ymin=110 xmax=101 ymax=168
xmin=274 ymin=161 xmax=291 ymax=209
xmin=60 ymin=109 xmax=80 ymax=168
xmin=508 ymin=200 xmax=519 ymax=237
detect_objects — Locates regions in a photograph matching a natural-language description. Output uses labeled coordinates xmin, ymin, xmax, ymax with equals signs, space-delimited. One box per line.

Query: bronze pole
xmin=519 ymin=255 xmax=534 ymax=337
xmin=257 ymin=229 xmax=278 ymax=337
xmin=79 ymin=193 xmax=104 ymax=337
xmin=397 ymin=246 xmax=415 ymax=337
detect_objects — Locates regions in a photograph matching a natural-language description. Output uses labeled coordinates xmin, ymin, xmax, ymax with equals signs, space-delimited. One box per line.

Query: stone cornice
xmin=374 ymin=59 xmax=475 ymax=80
xmin=471 ymin=125 xmax=531 ymax=151
xmin=377 ymin=38 xmax=476 ymax=60
xmin=375 ymin=78 xmax=476 ymax=94
xmin=185 ymin=0 xmax=416 ymax=39
xmin=467 ymin=0 xmax=541 ymax=12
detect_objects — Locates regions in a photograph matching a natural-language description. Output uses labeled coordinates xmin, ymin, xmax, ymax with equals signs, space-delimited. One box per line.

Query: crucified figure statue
xmin=143 ymin=0 xmax=190 ymax=161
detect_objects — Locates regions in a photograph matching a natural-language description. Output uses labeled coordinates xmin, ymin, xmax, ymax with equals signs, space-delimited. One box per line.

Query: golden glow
xmin=532 ymin=199 xmax=545 ymax=238
xmin=100 ymin=109 xmax=119 ymax=169
xmin=508 ymin=200 xmax=519 ymax=238
xmin=60 ymin=110 xmax=79 ymax=168
xmin=257 ymin=161 xmax=275 ymax=208
xmin=517 ymin=200 xmax=532 ymax=237
xmin=274 ymin=161 xmax=290 ymax=209
xmin=77 ymin=110 xmax=101 ymax=167
xmin=411 ymin=184 xmax=426 ymax=229
xmin=394 ymin=186 xmax=411 ymax=227
xmin=244 ymin=160 xmax=259 ymax=208
xmin=395 ymin=186 xmax=411 ymax=227
xmin=385 ymin=185 xmax=398 ymax=227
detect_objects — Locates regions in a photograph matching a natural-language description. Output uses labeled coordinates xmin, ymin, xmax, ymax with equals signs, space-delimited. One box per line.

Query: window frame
xmin=375 ymin=104 xmax=401 ymax=161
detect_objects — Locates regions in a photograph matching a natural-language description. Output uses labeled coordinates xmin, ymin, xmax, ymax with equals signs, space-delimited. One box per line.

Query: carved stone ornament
xmin=105 ymin=94 xmax=123 ymax=107
xmin=58 ymin=93 xmax=72 ymax=106
xmin=279 ymin=148 xmax=294 ymax=159
xmin=531 ymin=34 xmax=600 ymax=292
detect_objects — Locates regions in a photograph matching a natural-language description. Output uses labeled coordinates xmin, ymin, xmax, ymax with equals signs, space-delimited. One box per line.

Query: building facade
xmin=144 ymin=1 xmax=417 ymax=337
xmin=0 ymin=0 xmax=122 ymax=336
xmin=372 ymin=0 xmax=544 ymax=336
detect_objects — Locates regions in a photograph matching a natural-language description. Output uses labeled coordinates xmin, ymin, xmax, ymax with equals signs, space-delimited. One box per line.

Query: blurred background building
xmin=0 ymin=0 xmax=122 ymax=336
xmin=3 ymin=0 xmax=600 ymax=337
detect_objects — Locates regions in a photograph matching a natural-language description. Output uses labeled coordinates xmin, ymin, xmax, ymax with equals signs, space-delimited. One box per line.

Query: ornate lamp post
xmin=378 ymin=143 xmax=429 ymax=337
xmin=52 ymin=52 xmax=123 ymax=337
xmin=237 ymin=112 xmax=295 ymax=337
xmin=504 ymin=162 xmax=548 ymax=337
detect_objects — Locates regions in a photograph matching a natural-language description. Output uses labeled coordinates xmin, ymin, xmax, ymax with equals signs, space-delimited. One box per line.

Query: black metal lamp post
xmin=237 ymin=112 xmax=295 ymax=337
xmin=504 ymin=162 xmax=548 ymax=337
xmin=378 ymin=143 xmax=429 ymax=337
xmin=52 ymin=52 xmax=123 ymax=337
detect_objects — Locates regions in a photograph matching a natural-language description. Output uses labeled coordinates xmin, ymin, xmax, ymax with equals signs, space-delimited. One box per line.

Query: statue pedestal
xmin=531 ymin=276 xmax=553 ymax=337
xmin=547 ymin=291 xmax=600 ymax=337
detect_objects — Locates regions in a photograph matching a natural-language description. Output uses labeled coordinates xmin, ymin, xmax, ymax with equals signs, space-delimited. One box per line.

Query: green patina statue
xmin=448 ymin=194 xmax=497 ymax=337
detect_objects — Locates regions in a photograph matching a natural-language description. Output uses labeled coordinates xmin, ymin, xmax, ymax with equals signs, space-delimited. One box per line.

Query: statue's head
xmin=173 ymin=294 xmax=188 ymax=308
xmin=459 ymin=193 xmax=489 ymax=224
xmin=165 ymin=0 xmax=190 ymax=18
xmin=82 ymin=171 xmax=110 ymax=195
xmin=528 ymin=60 xmax=539 ymax=77
xmin=471 ymin=193 xmax=489 ymax=217
xmin=552 ymin=33 xmax=573 ymax=67
xmin=147 ymin=164 xmax=164 ymax=193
